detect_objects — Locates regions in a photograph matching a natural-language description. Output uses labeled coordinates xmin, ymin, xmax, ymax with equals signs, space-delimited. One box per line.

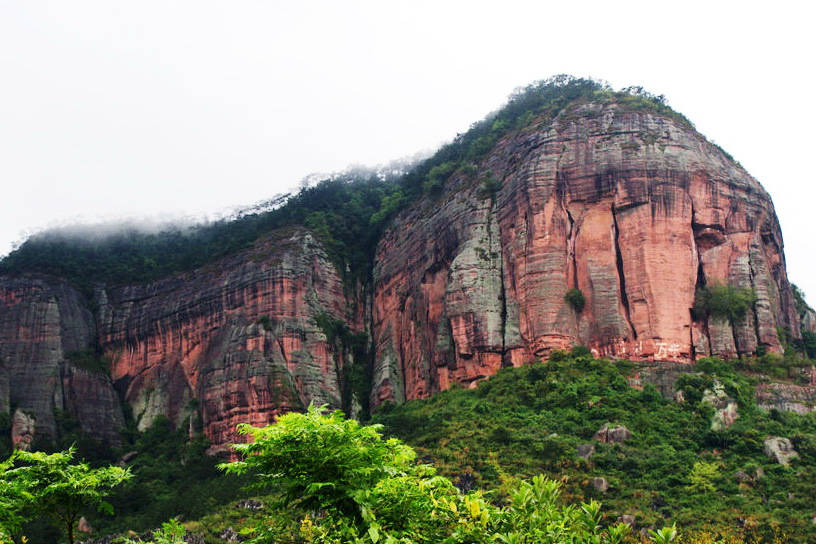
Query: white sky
xmin=1 ymin=1 xmax=814 ymax=302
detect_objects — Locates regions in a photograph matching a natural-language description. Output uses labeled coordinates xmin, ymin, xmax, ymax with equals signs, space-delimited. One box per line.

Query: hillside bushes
xmin=374 ymin=352 xmax=816 ymax=542
xmin=219 ymin=404 xmax=674 ymax=544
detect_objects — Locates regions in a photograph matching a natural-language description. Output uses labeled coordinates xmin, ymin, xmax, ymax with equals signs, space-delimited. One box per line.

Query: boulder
xmin=11 ymin=409 xmax=35 ymax=451
xmin=577 ymin=443 xmax=595 ymax=459
xmin=593 ymin=424 xmax=631 ymax=444
xmin=219 ymin=528 xmax=239 ymax=543
xmin=78 ymin=516 xmax=93 ymax=534
xmin=237 ymin=498 xmax=264 ymax=510
xmin=592 ymin=477 xmax=609 ymax=493
xmin=763 ymin=437 xmax=799 ymax=465
xmin=733 ymin=470 xmax=750 ymax=483
xmin=702 ymin=381 xmax=739 ymax=431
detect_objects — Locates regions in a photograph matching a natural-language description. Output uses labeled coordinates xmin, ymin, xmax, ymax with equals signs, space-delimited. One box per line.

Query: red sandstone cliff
xmin=371 ymin=102 xmax=800 ymax=406
xmin=97 ymin=228 xmax=362 ymax=452
xmin=0 ymin=277 xmax=124 ymax=445
xmin=0 ymin=99 xmax=805 ymax=451
xmin=0 ymin=228 xmax=363 ymax=451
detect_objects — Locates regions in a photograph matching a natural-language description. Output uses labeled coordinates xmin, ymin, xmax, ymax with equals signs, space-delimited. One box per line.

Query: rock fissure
xmin=690 ymin=202 xmax=712 ymax=357
xmin=611 ymin=203 xmax=637 ymax=341
xmin=490 ymin=203 xmax=510 ymax=365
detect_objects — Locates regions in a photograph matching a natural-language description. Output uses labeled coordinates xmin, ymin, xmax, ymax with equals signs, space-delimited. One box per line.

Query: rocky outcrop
xmin=11 ymin=409 xmax=35 ymax=450
xmin=98 ymin=228 xmax=361 ymax=452
xmin=593 ymin=424 xmax=632 ymax=444
xmin=802 ymin=309 xmax=816 ymax=334
xmin=626 ymin=362 xmax=693 ymax=399
xmin=0 ymin=276 xmax=122 ymax=444
xmin=763 ymin=436 xmax=799 ymax=465
xmin=756 ymin=382 xmax=816 ymax=414
xmin=0 ymin=98 xmax=806 ymax=450
xmin=701 ymin=381 xmax=739 ymax=431
xmin=372 ymin=102 xmax=800 ymax=405
xmin=0 ymin=228 xmax=362 ymax=452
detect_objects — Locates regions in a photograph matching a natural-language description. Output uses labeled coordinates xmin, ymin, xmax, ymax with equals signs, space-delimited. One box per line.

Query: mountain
xmin=0 ymin=77 xmax=807 ymax=453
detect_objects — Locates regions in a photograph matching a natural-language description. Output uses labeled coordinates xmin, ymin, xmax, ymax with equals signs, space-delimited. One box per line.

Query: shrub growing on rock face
xmin=693 ymin=283 xmax=756 ymax=324
xmin=565 ymin=288 xmax=587 ymax=313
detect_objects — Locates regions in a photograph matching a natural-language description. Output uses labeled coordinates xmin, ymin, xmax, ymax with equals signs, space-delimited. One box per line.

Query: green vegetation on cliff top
xmin=0 ymin=76 xmax=692 ymax=290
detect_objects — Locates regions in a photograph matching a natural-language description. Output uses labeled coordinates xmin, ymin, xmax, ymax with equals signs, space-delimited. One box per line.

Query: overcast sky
xmin=1 ymin=1 xmax=814 ymax=301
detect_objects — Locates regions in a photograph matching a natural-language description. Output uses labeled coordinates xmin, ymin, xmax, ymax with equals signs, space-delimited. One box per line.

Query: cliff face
xmin=371 ymin=103 xmax=799 ymax=405
xmin=0 ymin=228 xmax=362 ymax=451
xmin=98 ymin=228 xmax=361 ymax=452
xmin=0 ymin=99 xmax=804 ymax=451
xmin=0 ymin=277 xmax=123 ymax=445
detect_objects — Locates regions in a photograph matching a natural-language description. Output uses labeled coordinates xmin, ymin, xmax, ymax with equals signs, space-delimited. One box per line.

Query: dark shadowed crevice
xmin=557 ymin=164 xmax=579 ymax=289
xmin=690 ymin=201 xmax=712 ymax=356
xmin=689 ymin=308 xmax=696 ymax=361
xmin=747 ymin=248 xmax=764 ymax=353
xmin=611 ymin=204 xmax=637 ymax=340
xmin=695 ymin=259 xmax=713 ymax=356
xmin=565 ymin=207 xmax=578 ymax=289
xmin=491 ymin=204 xmax=511 ymax=368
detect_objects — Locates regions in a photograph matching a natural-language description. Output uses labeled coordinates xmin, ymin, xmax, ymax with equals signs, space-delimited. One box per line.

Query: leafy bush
xmin=693 ymin=283 xmax=756 ymax=324
xmin=220 ymin=404 xmax=673 ymax=544
xmin=375 ymin=354 xmax=816 ymax=542
xmin=0 ymin=448 xmax=130 ymax=544
xmin=565 ymin=288 xmax=586 ymax=313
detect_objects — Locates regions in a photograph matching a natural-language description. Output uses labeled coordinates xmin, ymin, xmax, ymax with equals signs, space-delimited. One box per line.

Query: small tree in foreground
xmin=221 ymin=404 xmax=677 ymax=543
xmin=0 ymin=448 xmax=130 ymax=544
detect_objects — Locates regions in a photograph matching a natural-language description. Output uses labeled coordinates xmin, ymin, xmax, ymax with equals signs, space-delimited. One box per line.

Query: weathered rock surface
xmin=0 ymin=98 xmax=807 ymax=449
xmin=763 ymin=436 xmax=799 ymax=465
xmin=372 ymin=102 xmax=800 ymax=405
xmin=11 ymin=408 xmax=35 ymax=450
xmin=802 ymin=309 xmax=816 ymax=334
xmin=593 ymin=423 xmax=631 ymax=444
xmin=98 ymin=228 xmax=361 ymax=452
xmin=702 ymin=380 xmax=739 ymax=431
xmin=756 ymin=382 xmax=816 ymax=414
xmin=577 ymin=443 xmax=595 ymax=459
xmin=592 ymin=476 xmax=609 ymax=493
xmin=626 ymin=362 xmax=694 ymax=399
xmin=0 ymin=228 xmax=362 ymax=452
xmin=0 ymin=276 xmax=123 ymax=444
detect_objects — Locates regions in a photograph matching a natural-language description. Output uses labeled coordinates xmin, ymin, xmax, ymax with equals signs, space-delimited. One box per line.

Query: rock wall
xmin=756 ymin=380 xmax=816 ymax=414
xmin=372 ymin=102 xmax=800 ymax=406
xmin=0 ymin=228 xmax=362 ymax=451
xmin=0 ymin=100 xmax=805 ymax=450
xmin=98 ymin=227 xmax=361 ymax=453
xmin=0 ymin=276 xmax=123 ymax=444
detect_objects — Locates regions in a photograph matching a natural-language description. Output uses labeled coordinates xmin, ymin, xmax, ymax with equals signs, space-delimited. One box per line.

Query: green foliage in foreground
xmin=0 ymin=448 xmax=130 ymax=544
xmin=92 ymin=416 xmax=249 ymax=536
xmin=118 ymin=518 xmax=187 ymax=544
xmin=18 ymin=412 xmax=248 ymax=542
xmin=374 ymin=352 xmax=816 ymax=542
xmin=219 ymin=404 xmax=675 ymax=544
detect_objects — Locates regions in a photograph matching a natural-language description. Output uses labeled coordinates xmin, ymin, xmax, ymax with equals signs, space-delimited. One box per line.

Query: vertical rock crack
xmin=611 ymin=204 xmax=637 ymax=340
